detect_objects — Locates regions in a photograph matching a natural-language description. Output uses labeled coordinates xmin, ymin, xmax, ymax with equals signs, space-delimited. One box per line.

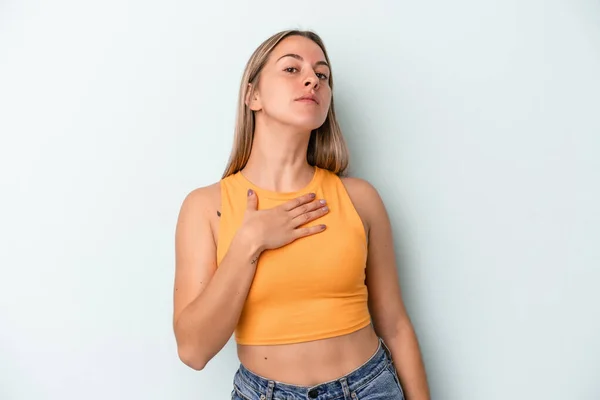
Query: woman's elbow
xmin=177 ymin=344 xmax=208 ymax=371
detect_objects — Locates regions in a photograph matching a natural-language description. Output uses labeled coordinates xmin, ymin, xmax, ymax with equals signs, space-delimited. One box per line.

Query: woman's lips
xmin=295 ymin=96 xmax=319 ymax=104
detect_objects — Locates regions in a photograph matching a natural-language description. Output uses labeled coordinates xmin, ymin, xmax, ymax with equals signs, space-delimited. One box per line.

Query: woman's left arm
xmin=343 ymin=177 xmax=430 ymax=400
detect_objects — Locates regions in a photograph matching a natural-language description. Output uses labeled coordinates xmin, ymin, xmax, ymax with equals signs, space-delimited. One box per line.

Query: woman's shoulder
xmin=339 ymin=175 xmax=382 ymax=203
xmin=176 ymin=180 xmax=224 ymax=247
xmin=181 ymin=180 xmax=221 ymax=206
xmin=178 ymin=180 xmax=222 ymax=223
xmin=339 ymin=175 xmax=377 ymax=194
xmin=339 ymin=175 xmax=388 ymax=232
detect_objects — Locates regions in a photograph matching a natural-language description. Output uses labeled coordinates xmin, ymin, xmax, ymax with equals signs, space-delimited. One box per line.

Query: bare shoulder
xmin=340 ymin=175 xmax=379 ymax=196
xmin=179 ymin=181 xmax=221 ymax=216
xmin=340 ymin=175 xmax=387 ymax=233
xmin=176 ymin=180 xmax=223 ymax=243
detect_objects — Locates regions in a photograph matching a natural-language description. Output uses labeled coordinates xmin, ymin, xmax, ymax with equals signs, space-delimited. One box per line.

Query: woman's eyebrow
xmin=276 ymin=53 xmax=329 ymax=69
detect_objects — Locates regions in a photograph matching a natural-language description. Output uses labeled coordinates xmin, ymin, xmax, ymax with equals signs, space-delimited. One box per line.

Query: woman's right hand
xmin=240 ymin=189 xmax=329 ymax=253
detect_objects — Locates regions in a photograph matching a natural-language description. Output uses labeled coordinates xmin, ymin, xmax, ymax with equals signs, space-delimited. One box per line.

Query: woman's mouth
xmin=296 ymin=95 xmax=319 ymax=104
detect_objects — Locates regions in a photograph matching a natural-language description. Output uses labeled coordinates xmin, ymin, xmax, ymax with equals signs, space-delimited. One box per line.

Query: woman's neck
xmin=241 ymin=121 xmax=314 ymax=193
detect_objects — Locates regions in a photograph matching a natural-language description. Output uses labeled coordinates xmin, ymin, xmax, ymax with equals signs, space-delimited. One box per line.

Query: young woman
xmin=173 ymin=29 xmax=430 ymax=400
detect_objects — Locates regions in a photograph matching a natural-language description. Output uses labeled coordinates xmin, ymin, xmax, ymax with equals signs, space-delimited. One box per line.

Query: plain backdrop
xmin=1 ymin=0 xmax=599 ymax=399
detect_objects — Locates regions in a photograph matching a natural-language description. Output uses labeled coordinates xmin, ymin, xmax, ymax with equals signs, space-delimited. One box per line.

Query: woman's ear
xmin=245 ymin=83 xmax=262 ymax=111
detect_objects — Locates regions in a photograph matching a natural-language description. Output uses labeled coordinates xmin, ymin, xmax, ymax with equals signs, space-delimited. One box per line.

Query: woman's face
xmin=249 ymin=35 xmax=332 ymax=131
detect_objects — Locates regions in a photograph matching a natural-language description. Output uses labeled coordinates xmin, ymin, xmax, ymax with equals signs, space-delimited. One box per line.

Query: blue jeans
xmin=231 ymin=337 xmax=405 ymax=399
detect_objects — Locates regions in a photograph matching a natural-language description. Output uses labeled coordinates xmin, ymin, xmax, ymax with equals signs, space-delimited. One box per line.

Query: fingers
xmin=282 ymin=192 xmax=317 ymax=211
xmin=293 ymin=223 xmax=327 ymax=239
xmin=290 ymin=202 xmax=329 ymax=227
xmin=288 ymin=198 xmax=327 ymax=219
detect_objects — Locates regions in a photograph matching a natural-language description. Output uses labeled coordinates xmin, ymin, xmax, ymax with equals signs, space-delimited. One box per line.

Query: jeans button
xmin=308 ymin=389 xmax=319 ymax=398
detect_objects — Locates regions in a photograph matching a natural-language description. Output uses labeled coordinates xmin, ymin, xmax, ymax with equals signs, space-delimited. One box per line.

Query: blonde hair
xmin=221 ymin=30 xmax=350 ymax=179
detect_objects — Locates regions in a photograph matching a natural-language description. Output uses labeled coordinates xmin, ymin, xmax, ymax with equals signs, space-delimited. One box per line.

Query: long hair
xmin=221 ymin=30 xmax=350 ymax=179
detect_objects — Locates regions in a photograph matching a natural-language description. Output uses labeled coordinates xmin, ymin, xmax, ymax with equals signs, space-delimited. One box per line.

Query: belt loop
xmin=265 ymin=380 xmax=275 ymax=400
xmin=339 ymin=377 xmax=351 ymax=400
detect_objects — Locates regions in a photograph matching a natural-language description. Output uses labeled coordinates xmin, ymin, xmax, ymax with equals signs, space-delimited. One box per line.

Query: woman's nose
xmin=304 ymin=74 xmax=319 ymax=89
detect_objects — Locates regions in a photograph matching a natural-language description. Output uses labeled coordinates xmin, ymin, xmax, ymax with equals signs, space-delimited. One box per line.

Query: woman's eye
xmin=284 ymin=67 xmax=328 ymax=81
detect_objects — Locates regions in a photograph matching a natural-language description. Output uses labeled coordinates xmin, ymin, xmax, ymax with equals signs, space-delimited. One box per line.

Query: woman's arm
xmin=173 ymin=186 xmax=261 ymax=371
xmin=342 ymin=177 xmax=431 ymax=400
xmin=173 ymin=186 xmax=327 ymax=370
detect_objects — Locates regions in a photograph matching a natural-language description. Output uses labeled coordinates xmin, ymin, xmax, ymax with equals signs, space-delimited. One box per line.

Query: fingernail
xmin=319 ymin=199 xmax=326 ymax=205
xmin=247 ymin=189 xmax=254 ymax=196
xmin=309 ymin=193 xmax=316 ymax=199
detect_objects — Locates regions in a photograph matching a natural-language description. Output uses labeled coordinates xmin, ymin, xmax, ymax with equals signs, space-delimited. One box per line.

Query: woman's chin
xmin=286 ymin=116 xmax=327 ymax=132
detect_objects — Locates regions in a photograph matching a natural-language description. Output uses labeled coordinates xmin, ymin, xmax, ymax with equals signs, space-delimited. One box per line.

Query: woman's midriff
xmin=236 ymin=324 xmax=380 ymax=386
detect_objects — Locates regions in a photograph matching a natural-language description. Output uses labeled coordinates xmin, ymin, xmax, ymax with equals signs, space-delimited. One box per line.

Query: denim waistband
xmin=233 ymin=337 xmax=394 ymax=400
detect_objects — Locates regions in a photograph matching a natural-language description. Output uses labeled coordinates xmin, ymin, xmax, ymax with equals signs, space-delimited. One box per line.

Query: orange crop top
xmin=216 ymin=166 xmax=372 ymax=345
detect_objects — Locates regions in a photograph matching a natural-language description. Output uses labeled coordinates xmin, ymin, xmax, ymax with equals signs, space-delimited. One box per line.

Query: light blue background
xmin=1 ymin=0 xmax=598 ymax=399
